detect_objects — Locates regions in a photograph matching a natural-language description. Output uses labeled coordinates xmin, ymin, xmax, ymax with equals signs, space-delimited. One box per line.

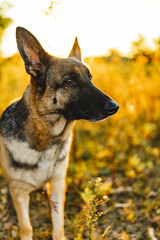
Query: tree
xmin=131 ymin=35 xmax=154 ymax=63
xmin=0 ymin=1 xmax=12 ymax=44
xmin=0 ymin=1 xmax=12 ymax=79
xmin=131 ymin=34 xmax=146 ymax=57
xmin=154 ymin=37 xmax=160 ymax=52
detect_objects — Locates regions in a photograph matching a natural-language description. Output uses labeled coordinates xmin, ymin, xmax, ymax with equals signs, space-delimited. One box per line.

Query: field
xmin=0 ymin=54 xmax=160 ymax=239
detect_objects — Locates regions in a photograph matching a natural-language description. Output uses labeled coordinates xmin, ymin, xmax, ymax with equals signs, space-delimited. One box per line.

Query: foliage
xmin=68 ymin=57 xmax=160 ymax=239
xmin=131 ymin=35 xmax=160 ymax=63
xmin=0 ymin=54 xmax=28 ymax=113
xmin=73 ymin=178 xmax=108 ymax=240
xmin=0 ymin=53 xmax=160 ymax=239
xmin=0 ymin=1 xmax=12 ymax=46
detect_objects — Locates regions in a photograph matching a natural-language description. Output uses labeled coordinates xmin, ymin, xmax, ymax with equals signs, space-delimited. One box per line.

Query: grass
xmin=0 ymin=54 xmax=160 ymax=239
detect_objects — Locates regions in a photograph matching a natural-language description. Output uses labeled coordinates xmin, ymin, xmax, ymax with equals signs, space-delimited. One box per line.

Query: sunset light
xmin=2 ymin=0 xmax=160 ymax=58
xmin=1 ymin=0 xmax=160 ymax=239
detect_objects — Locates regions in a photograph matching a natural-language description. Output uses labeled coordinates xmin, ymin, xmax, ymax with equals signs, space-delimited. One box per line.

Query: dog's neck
xmin=22 ymin=84 xmax=73 ymax=151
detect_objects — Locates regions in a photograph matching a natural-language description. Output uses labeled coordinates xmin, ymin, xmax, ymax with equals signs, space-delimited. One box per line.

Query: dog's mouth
xmin=82 ymin=108 xmax=119 ymax=122
xmin=59 ymin=101 xmax=119 ymax=122
xmin=81 ymin=100 xmax=119 ymax=122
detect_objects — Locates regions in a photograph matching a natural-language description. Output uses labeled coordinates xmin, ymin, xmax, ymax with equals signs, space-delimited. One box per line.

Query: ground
xmin=0 ymin=156 xmax=159 ymax=240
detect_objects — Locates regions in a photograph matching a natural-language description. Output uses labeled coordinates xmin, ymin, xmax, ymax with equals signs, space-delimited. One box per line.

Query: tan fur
xmin=29 ymin=80 xmax=48 ymax=150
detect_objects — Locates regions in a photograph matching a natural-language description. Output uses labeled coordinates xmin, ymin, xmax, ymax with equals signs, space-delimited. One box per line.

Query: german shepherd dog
xmin=0 ymin=27 xmax=119 ymax=240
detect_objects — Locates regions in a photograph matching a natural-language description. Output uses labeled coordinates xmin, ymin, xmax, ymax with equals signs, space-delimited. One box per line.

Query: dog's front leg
xmin=9 ymin=185 xmax=33 ymax=240
xmin=50 ymin=177 xmax=66 ymax=240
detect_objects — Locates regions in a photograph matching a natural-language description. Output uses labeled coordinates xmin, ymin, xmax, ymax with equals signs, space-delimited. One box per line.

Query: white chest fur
xmin=4 ymin=138 xmax=71 ymax=189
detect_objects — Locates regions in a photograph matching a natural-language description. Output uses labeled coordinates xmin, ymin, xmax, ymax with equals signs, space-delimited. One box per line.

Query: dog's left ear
xmin=16 ymin=27 xmax=49 ymax=78
xmin=69 ymin=37 xmax=81 ymax=61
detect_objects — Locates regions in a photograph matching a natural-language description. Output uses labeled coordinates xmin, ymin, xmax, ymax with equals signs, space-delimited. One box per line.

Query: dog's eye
xmin=66 ymin=79 xmax=73 ymax=85
xmin=64 ymin=78 xmax=76 ymax=87
xmin=89 ymin=73 xmax=92 ymax=81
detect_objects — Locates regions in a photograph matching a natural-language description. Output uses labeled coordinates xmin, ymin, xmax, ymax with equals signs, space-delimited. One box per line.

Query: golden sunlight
xmin=1 ymin=1 xmax=160 ymax=239
xmin=2 ymin=0 xmax=160 ymax=58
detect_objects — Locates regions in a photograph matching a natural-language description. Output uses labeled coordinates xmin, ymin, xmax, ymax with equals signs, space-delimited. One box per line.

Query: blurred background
xmin=0 ymin=0 xmax=160 ymax=239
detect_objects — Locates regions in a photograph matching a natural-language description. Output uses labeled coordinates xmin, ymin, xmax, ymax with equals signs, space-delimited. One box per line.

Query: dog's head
xmin=16 ymin=27 xmax=119 ymax=122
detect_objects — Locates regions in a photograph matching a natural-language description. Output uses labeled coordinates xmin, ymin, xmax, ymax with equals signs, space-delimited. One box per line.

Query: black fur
xmin=0 ymin=98 xmax=28 ymax=140
xmin=58 ymin=82 xmax=114 ymax=121
xmin=7 ymin=148 xmax=38 ymax=169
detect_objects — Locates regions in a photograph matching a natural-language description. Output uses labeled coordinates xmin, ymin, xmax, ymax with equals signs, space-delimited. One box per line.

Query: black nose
xmin=105 ymin=100 xmax=119 ymax=115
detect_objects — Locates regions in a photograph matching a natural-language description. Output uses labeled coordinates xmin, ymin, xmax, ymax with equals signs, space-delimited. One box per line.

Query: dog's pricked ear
xmin=16 ymin=27 xmax=48 ymax=77
xmin=69 ymin=37 xmax=81 ymax=61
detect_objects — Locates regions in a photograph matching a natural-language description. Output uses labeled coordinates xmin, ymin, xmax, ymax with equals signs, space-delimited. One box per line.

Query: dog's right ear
xmin=69 ymin=37 xmax=81 ymax=61
xmin=16 ymin=27 xmax=48 ymax=78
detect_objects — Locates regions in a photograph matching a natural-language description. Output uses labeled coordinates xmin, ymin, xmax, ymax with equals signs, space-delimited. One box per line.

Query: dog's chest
xmin=38 ymin=143 xmax=68 ymax=174
xmin=5 ymin=138 xmax=70 ymax=188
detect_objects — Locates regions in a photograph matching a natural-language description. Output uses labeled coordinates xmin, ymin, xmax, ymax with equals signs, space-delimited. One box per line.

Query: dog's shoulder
xmin=0 ymin=98 xmax=28 ymax=140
